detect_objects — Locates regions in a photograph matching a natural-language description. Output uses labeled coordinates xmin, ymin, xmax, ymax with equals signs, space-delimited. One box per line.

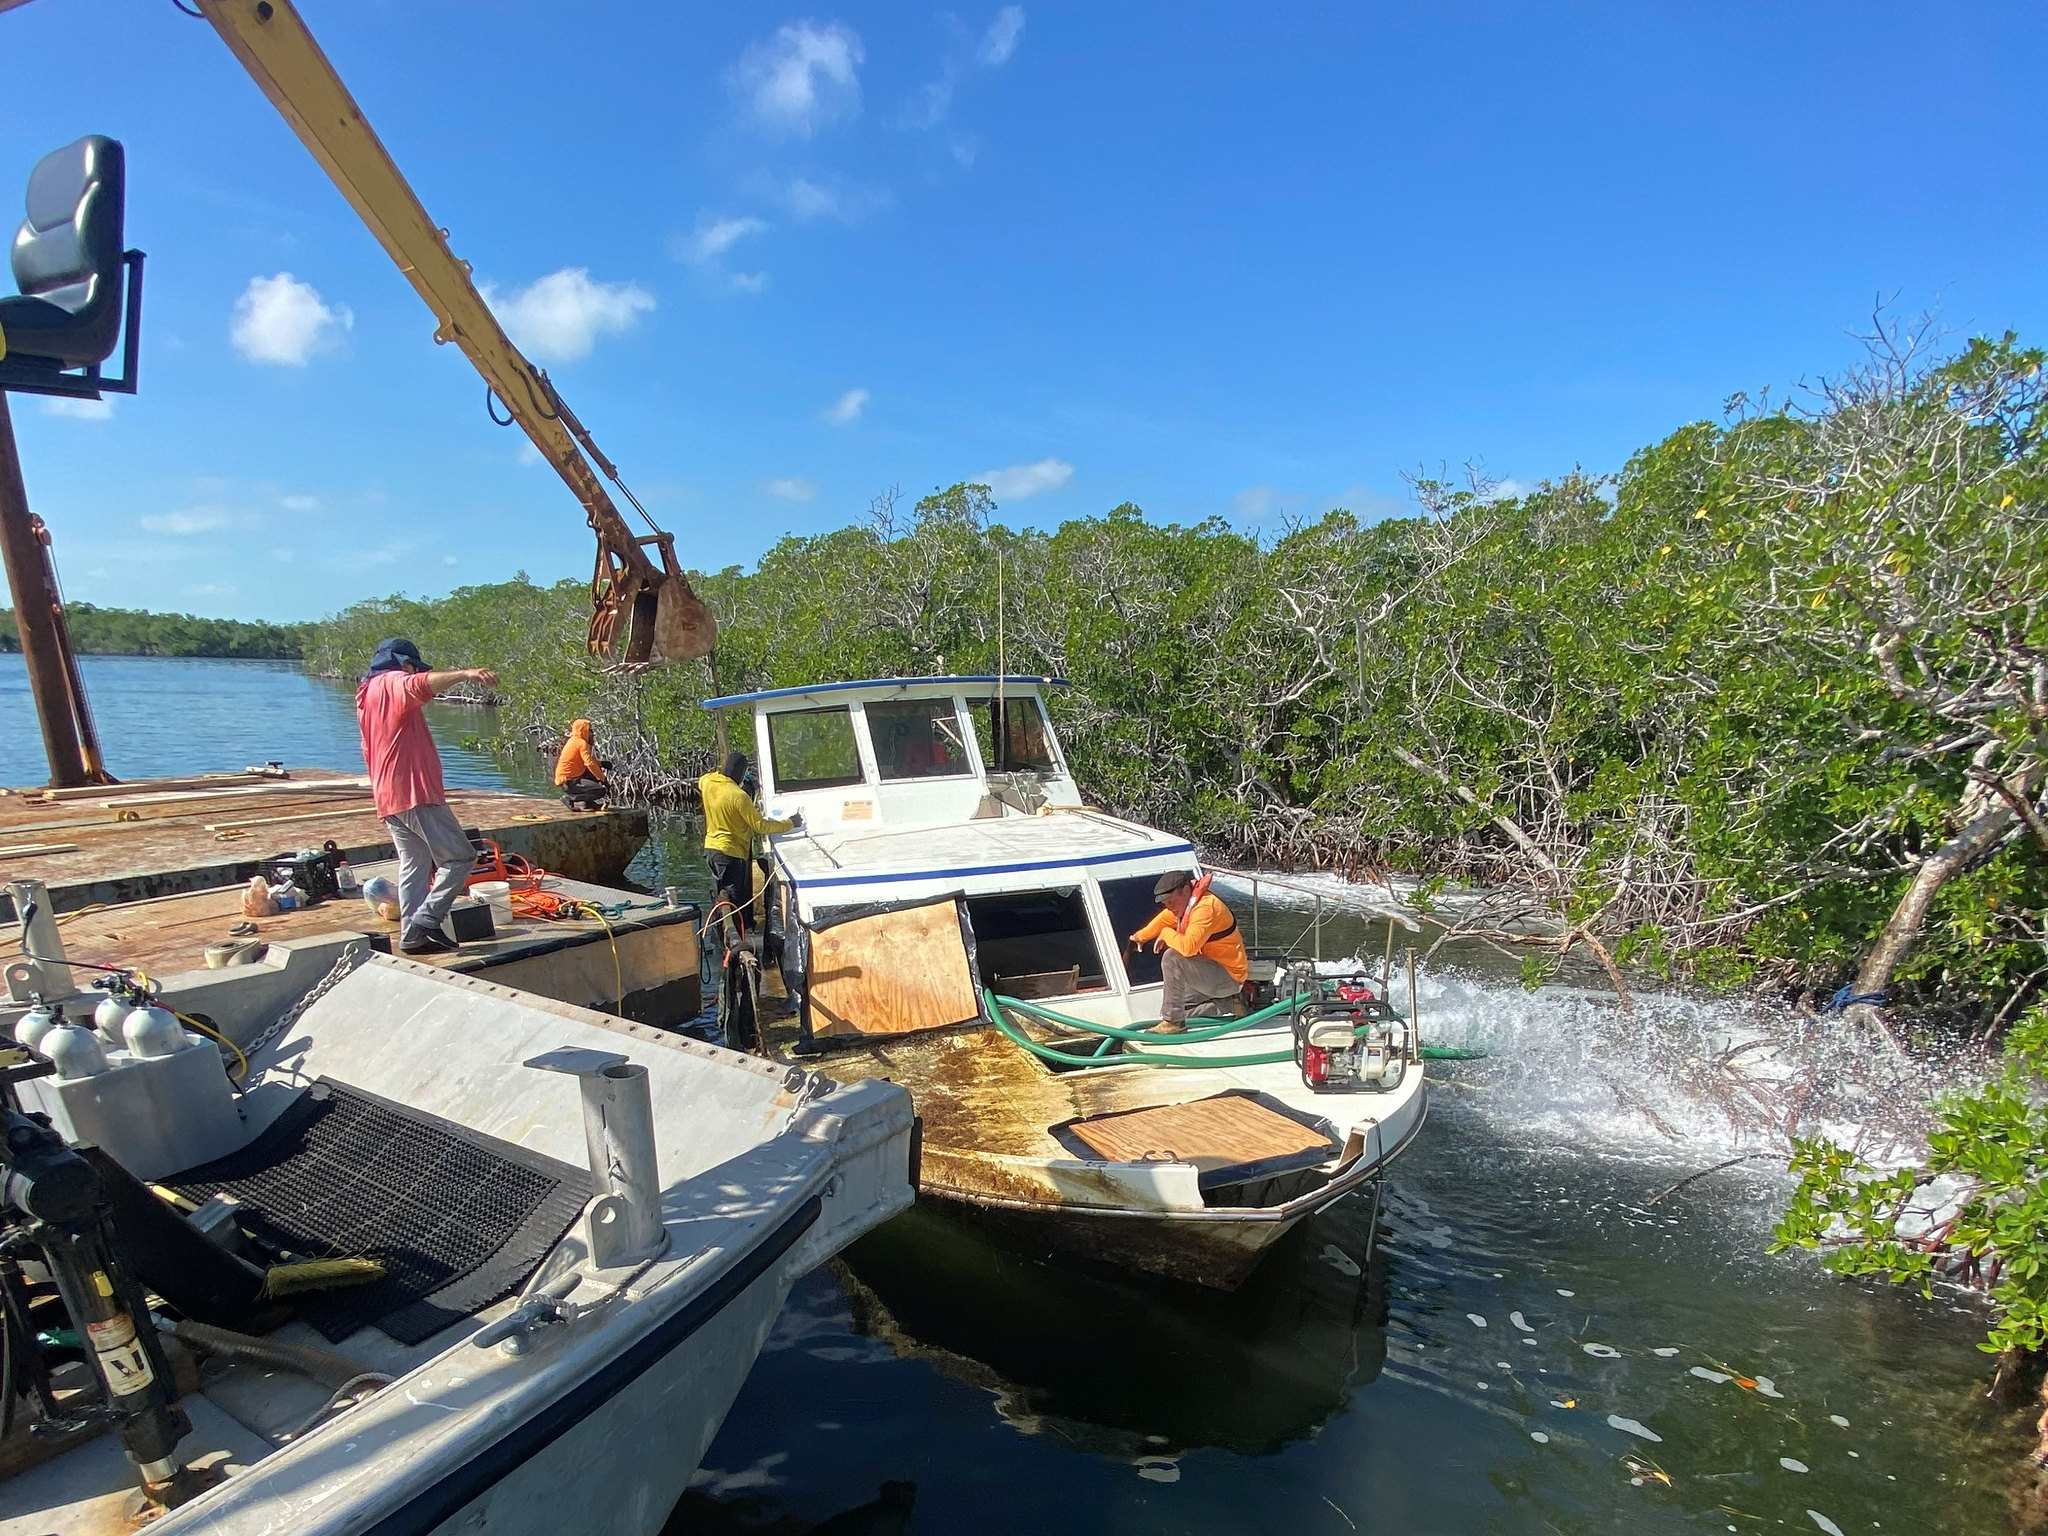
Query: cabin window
xmin=868 ymin=698 xmax=972 ymax=781
xmin=966 ymin=888 xmax=1107 ymax=996
xmin=965 ymin=694 xmax=1059 ymax=774
xmin=1100 ymin=873 xmax=1180 ymax=987
xmin=766 ymin=706 xmax=865 ymax=792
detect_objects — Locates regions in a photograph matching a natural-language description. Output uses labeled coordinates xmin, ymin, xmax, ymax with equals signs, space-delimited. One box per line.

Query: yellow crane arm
xmin=197 ymin=0 xmax=713 ymax=664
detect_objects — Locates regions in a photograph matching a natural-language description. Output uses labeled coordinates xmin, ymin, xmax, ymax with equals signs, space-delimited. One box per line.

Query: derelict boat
xmin=0 ymin=887 xmax=914 ymax=1536
xmin=705 ymin=675 xmax=1428 ymax=1289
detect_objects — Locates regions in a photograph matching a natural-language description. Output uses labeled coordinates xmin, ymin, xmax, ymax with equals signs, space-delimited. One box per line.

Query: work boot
xmin=1152 ymin=1019 xmax=1187 ymax=1035
xmin=399 ymin=925 xmax=458 ymax=955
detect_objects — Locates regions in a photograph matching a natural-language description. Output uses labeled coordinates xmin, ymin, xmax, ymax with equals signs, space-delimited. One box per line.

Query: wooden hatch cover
xmin=801 ymin=893 xmax=986 ymax=1047
xmin=1053 ymin=1090 xmax=1342 ymax=1188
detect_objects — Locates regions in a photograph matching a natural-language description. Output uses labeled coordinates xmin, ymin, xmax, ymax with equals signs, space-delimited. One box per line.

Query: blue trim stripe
xmin=785 ymin=840 xmax=1195 ymax=889
xmin=703 ymin=675 xmax=1071 ymax=710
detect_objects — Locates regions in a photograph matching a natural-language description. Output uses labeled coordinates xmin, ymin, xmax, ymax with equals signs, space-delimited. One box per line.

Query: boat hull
xmin=915 ymin=1084 xmax=1427 ymax=1290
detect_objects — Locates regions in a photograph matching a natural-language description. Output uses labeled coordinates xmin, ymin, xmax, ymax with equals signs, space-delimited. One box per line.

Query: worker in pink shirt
xmin=355 ymin=637 xmax=499 ymax=955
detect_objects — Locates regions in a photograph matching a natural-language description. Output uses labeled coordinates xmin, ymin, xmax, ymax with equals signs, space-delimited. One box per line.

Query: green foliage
xmin=2 ymin=603 xmax=313 ymax=658
xmin=1774 ymin=1007 xmax=2048 ymax=1356
xmin=301 ymin=330 xmax=2048 ymax=1023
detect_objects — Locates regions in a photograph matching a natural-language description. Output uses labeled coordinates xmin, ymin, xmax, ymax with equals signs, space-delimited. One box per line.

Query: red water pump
xmin=1286 ymin=969 xmax=1412 ymax=1093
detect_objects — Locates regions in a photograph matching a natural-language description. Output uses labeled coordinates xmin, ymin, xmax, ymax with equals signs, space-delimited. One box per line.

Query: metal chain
xmin=242 ymin=944 xmax=370 ymax=1065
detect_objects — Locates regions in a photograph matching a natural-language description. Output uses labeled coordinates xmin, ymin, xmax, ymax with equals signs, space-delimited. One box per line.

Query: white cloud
xmin=779 ymin=175 xmax=888 ymax=224
xmin=482 ymin=268 xmax=654 ymax=364
xmin=949 ymin=135 xmax=980 ymax=168
xmin=684 ymin=214 xmax=769 ymax=263
xmin=1488 ymin=478 xmax=1533 ymax=500
xmin=183 ymin=583 xmax=238 ymax=600
xmin=978 ymin=6 xmax=1025 ymax=65
xmin=767 ymin=477 xmax=816 ymax=502
xmin=901 ymin=76 xmax=954 ymax=131
xmin=443 ymin=554 xmax=459 ymax=566
xmin=230 ymin=273 xmax=351 ymax=366
xmin=821 ymin=387 xmax=869 ymax=425
xmin=1232 ymin=484 xmax=1283 ymax=520
xmin=279 ymin=494 xmax=319 ymax=512
xmin=902 ymin=8 xmax=1022 ymax=132
xmin=729 ymin=21 xmax=864 ymax=138
xmin=976 ymin=458 xmax=1072 ymax=500
xmin=515 ymin=442 xmax=543 ymax=468
xmin=40 ymin=396 xmax=112 ymax=420
xmin=676 ymin=215 xmax=772 ymax=294
xmin=140 ymin=509 xmax=232 ymax=536
xmin=270 ymin=549 xmax=296 ymax=563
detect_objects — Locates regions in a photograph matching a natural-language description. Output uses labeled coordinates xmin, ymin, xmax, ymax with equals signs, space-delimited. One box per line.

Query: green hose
xmin=985 ymin=990 xmax=1297 ymax=1070
xmin=984 ymin=990 xmax=1490 ymax=1066
xmin=990 ymin=990 xmax=1299 ymax=1042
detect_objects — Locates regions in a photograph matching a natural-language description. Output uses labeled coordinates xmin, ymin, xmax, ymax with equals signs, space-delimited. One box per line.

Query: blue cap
xmin=367 ymin=637 xmax=426 ymax=677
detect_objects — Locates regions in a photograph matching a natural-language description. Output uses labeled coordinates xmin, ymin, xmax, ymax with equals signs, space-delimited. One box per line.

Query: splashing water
xmin=1383 ymin=962 xmax=1979 ymax=1166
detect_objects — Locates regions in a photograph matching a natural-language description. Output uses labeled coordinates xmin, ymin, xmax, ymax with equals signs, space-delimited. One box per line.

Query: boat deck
xmin=761 ymin=1007 xmax=1261 ymax=1161
xmin=0 ymin=768 xmax=648 ymax=913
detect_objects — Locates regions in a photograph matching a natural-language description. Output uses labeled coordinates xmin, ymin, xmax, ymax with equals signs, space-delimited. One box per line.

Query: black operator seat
xmin=0 ymin=135 xmax=126 ymax=371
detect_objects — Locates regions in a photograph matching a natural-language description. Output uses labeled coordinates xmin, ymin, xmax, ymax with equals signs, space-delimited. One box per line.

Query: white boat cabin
xmin=708 ymin=675 xmax=1083 ymax=831
xmin=702 ymin=676 xmax=1200 ymax=1026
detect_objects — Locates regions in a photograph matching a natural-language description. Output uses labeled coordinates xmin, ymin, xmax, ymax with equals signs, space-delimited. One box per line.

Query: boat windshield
xmin=965 ymin=694 xmax=1058 ymax=774
xmin=868 ymin=698 xmax=972 ymax=780
xmin=767 ymin=706 xmax=865 ymax=791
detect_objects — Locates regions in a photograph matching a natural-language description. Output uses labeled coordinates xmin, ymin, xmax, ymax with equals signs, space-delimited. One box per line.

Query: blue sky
xmin=1 ymin=2 xmax=2042 ymax=622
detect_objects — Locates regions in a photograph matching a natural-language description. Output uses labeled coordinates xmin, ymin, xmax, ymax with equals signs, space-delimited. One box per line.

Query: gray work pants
xmin=1160 ymin=949 xmax=1243 ymax=1022
xmin=385 ymin=802 xmax=477 ymax=936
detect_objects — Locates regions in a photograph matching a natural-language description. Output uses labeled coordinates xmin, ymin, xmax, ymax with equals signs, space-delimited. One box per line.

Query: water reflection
xmin=830 ymin=1196 xmax=1385 ymax=1458
xmin=666 ymin=1481 xmax=916 ymax=1536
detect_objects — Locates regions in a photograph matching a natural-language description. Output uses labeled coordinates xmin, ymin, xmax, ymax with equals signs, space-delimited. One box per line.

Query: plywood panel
xmin=806 ymin=900 xmax=980 ymax=1041
xmin=1064 ymin=1094 xmax=1332 ymax=1168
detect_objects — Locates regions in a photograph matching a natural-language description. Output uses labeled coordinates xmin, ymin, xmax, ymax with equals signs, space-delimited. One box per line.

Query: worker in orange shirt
xmin=554 ymin=718 xmax=610 ymax=811
xmin=1129 ymin=869 xmax=1249 ymax=1033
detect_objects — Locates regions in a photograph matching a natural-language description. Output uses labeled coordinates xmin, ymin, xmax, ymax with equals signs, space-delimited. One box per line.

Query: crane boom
xmin=197 ymin=0 xmax=714 ymax=665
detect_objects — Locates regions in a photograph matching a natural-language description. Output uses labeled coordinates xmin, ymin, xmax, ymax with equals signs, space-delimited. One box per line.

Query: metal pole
xmin=577 ymin=1062 xmax=665 ymax=1261
xmin=1407 ymin=946 xmax=1419 ymax=1062
xmin=1313 ymin=895 xmax=1322 ymax=963
xmin=1252 ymin=877 xmax=1260 ymax=949
xmin=0 ymin=395 xmax=91 ymax=788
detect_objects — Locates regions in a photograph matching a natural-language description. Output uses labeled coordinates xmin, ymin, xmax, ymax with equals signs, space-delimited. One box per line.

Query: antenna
xmin=996 ymin=547 xmax=1007 ymax=771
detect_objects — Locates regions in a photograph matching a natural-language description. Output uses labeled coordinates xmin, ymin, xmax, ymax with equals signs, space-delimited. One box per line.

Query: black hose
xmin=171 ymin=1319 xmax=381 ymax=1392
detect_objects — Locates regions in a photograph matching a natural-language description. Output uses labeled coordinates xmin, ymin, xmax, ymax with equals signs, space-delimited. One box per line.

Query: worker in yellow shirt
xmin=699 ymin=751 xmax=799 ymax=935
xmin=1129 ymin=869 xmax=1249 ymax=1033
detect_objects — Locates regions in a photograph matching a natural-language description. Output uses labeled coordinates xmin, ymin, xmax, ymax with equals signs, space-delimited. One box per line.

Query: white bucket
xmin=473 ymin=880 xmax=514 ymax=927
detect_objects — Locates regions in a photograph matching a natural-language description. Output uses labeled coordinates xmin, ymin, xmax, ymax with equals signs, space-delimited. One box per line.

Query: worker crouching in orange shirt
xmin=554 ymin=718 xmax=610 ymax=811
xmin=1130 ymin=869 xmax=1249 ymax=1033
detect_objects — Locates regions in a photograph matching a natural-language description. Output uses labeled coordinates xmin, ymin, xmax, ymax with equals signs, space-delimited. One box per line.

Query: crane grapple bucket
xmin=650 ymin=573 xmax=717 ymax=663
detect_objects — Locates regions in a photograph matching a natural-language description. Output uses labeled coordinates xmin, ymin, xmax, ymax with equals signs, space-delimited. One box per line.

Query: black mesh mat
xmin=168 ymin=1079 xmax=591 ymax=1345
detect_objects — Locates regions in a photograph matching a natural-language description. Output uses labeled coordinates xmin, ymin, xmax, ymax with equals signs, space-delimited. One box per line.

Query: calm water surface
xmin=5 ymin=657 xmax=2028 ymax=1533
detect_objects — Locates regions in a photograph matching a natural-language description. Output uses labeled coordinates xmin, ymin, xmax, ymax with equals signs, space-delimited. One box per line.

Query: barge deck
xmin=0 ymin=767 xmax=648 ymax=913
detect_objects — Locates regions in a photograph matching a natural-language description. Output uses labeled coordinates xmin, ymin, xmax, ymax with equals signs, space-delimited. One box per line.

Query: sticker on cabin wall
xmin=841 ymin=800 xmax=874 ymax=820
